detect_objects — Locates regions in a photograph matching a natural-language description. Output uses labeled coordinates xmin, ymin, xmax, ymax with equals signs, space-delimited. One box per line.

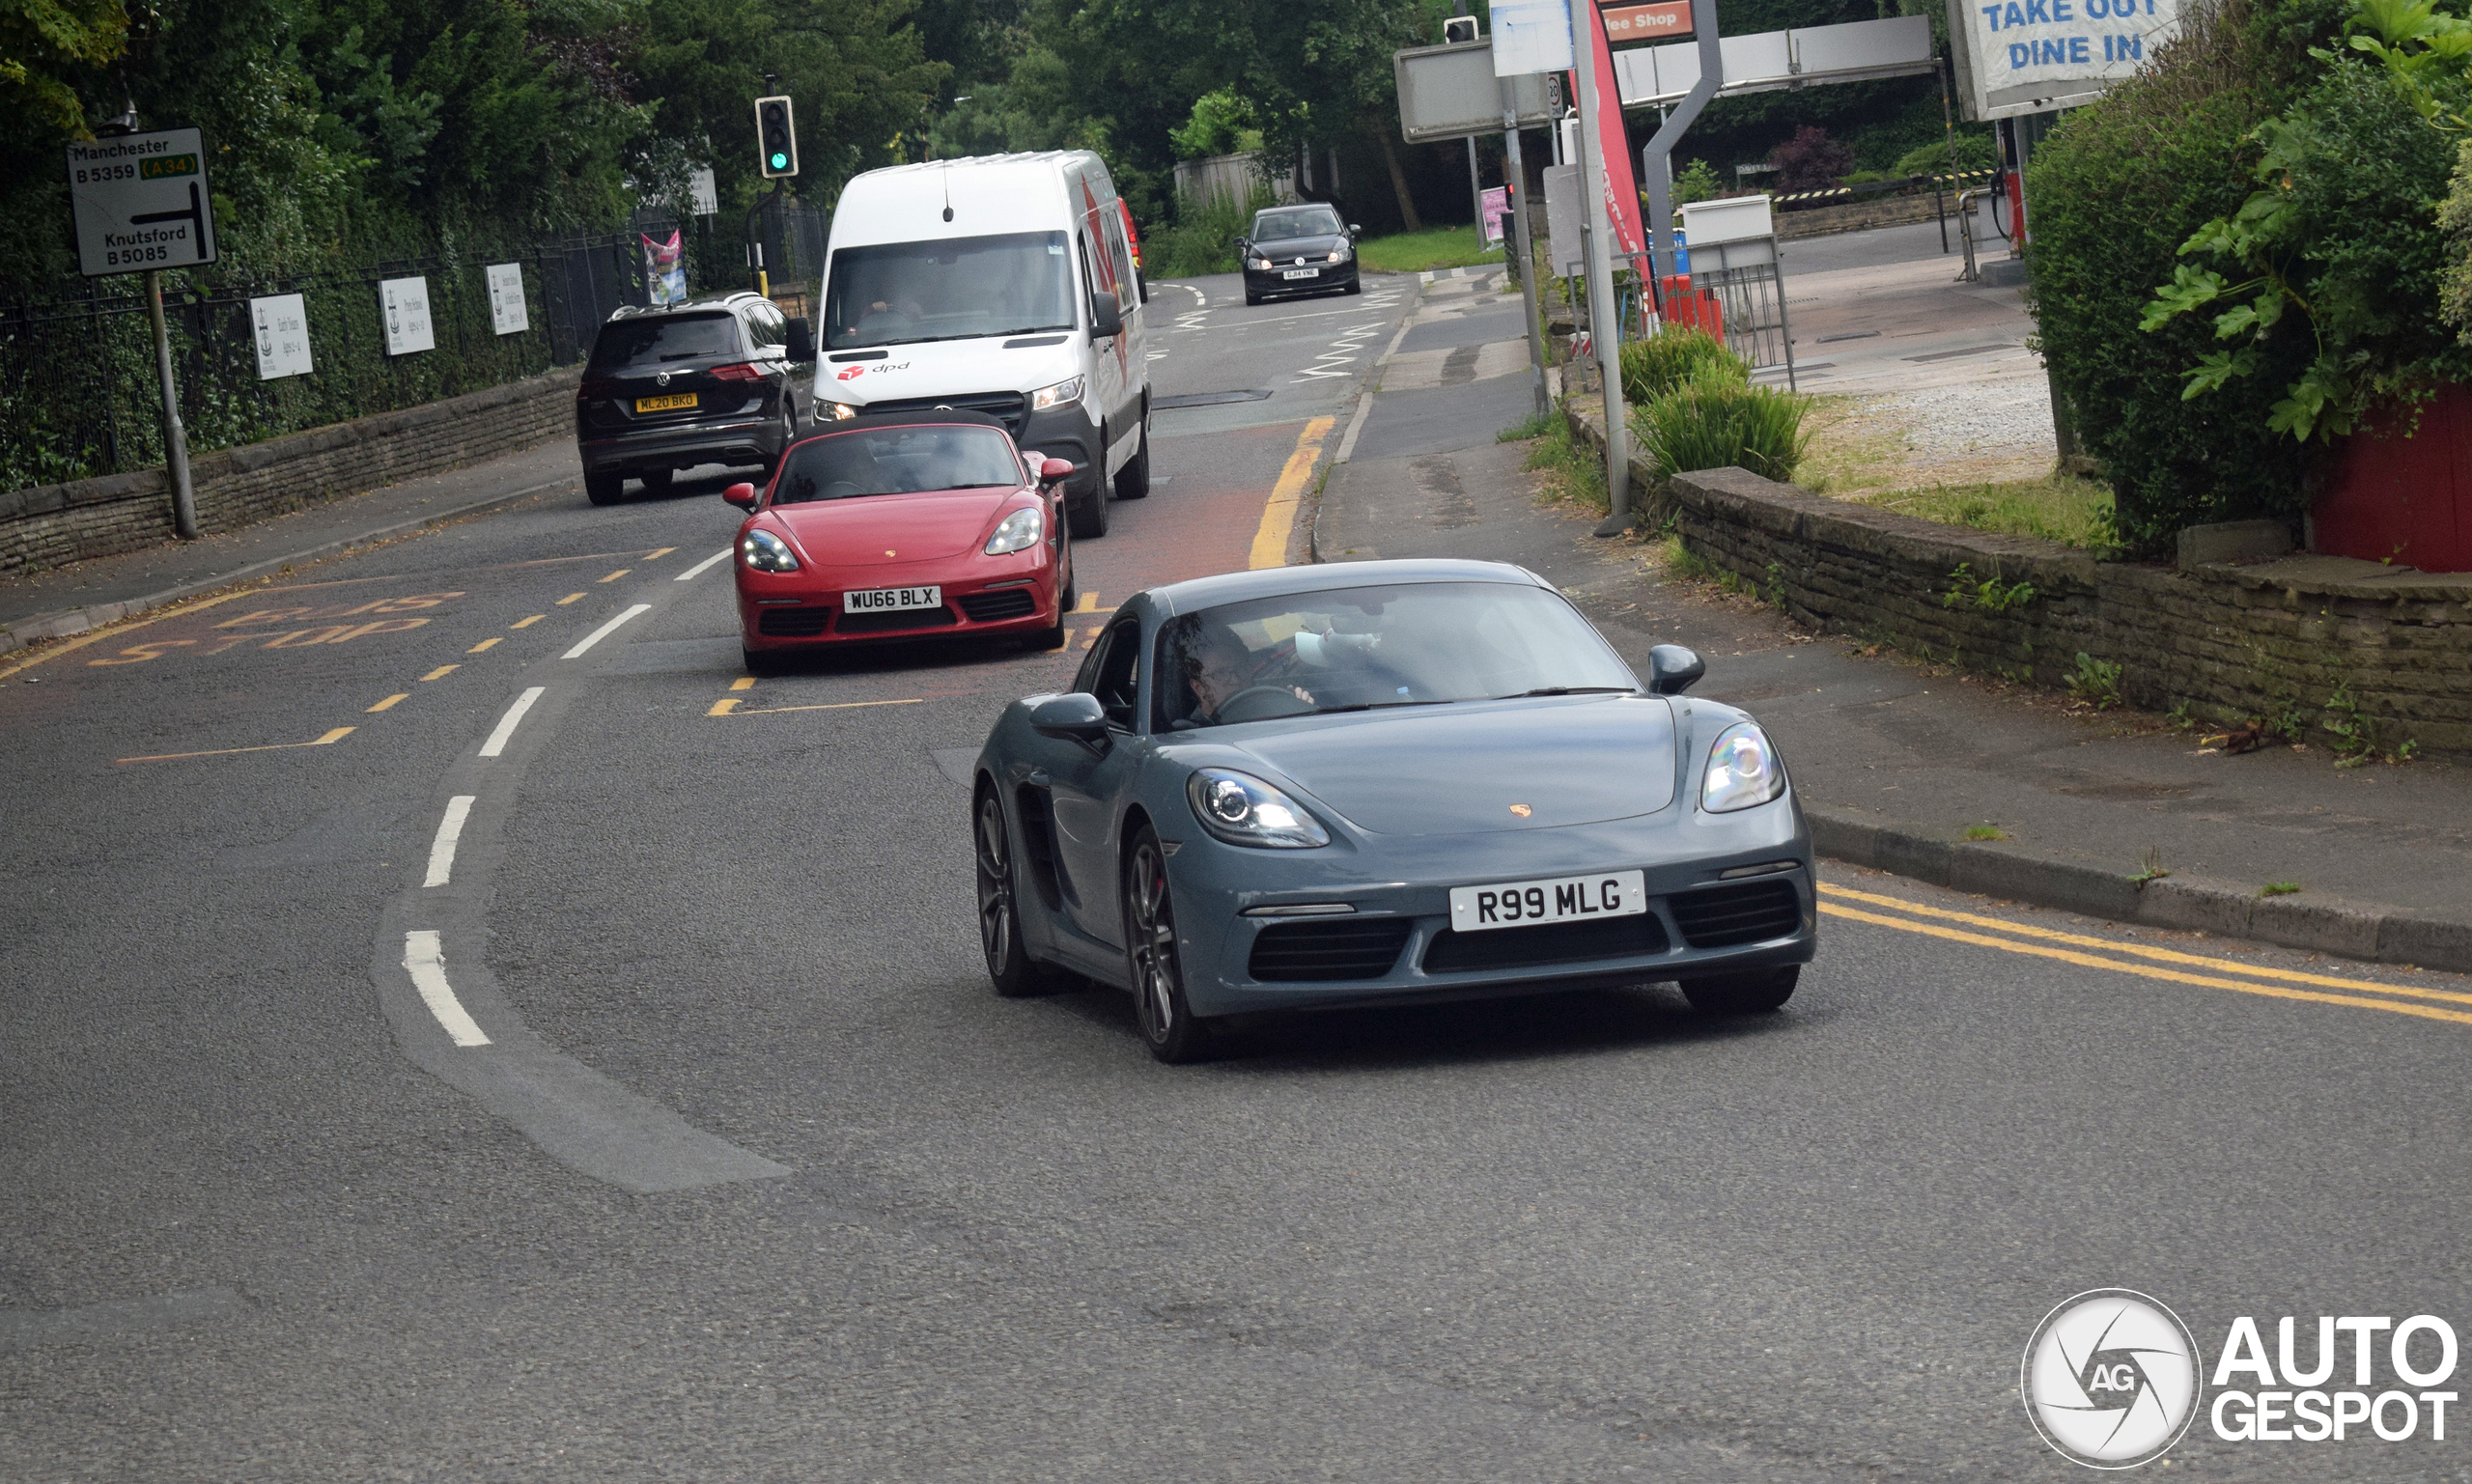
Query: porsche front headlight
xmin=1187 ymin=769 xmax=1330 ymax=849
xmin=984 ymin=506 xmax=1044 ymax=555
xmin=1700 ymin=722 xmax=1785 ymax=813
xmin=741 ymin=528 xmax=800 ymax=573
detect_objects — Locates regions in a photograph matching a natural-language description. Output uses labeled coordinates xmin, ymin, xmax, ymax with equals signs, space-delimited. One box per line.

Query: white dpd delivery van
xmin=811 ymin=153 xmax=1151 ymax=538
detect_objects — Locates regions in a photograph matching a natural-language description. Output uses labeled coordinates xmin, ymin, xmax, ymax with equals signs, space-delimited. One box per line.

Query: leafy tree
xmin=2 ymin=0 xmax=129 ymax=131
xmin=1767 ymin=126 xmax=1851 ymax=190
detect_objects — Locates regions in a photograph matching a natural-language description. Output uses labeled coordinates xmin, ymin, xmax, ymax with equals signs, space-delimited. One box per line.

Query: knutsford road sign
xmin=67 ymin=127 xmax=219 ymax=277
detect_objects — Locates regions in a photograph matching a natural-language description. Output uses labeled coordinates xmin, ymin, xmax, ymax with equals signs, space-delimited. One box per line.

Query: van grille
xmin=1248 ymin=918 xmax=1413 ymax=982
xmin=1671 ymin=880 xmax=1804 ymax=948
xmin=1421 ymin=913 xmax=1669 ymax=973
xmin=863 ymin=391 xmax=1029 ymax=435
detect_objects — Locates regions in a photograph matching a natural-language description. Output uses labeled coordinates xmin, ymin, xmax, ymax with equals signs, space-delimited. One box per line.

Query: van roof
xmin=829 ymin=154 xmax=1114 ymax=250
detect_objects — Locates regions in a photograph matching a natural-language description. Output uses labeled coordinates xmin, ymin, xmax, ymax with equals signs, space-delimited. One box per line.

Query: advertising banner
xmin=641 ymin=230 xmax=688 ymax=306
xmin=1947 ymin=0 xmax=2179 ymax=119
xmin=1601 ymin=0 xmax=1693 ymax=43
xmin=1581 ymin=2 xmax=1646 ymax=259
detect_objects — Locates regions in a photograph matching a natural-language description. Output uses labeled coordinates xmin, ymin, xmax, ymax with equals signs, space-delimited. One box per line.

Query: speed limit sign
xmin=66 ymin=127 xmax=218 ymax=277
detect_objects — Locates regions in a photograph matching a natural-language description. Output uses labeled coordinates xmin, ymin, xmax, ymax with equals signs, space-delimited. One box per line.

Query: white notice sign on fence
xmin=485 ymin=263 xmax=528 ymax=335
xmin=250 ymin=294 xmax=314 ymax=379
xmin=381 ymin=276 xmax=435 ymax=356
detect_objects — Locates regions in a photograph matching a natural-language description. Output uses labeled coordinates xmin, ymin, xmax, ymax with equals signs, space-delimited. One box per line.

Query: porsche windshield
xmin=823 ymin=231 xmax=1078 ymax=350
xmin=1156 ymin=581 xmax=1638 ymax=729
xmin=773 ymin=425 xmax=1024 ymax=502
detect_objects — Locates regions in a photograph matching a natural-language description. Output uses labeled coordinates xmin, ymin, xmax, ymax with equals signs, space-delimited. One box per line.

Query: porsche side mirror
xmin=722 ymin=482 xmax=759 ymax=509
xmin=1088 ymin=291 xmax=1123 ymax=341
xmin=1028 ymin=692 xmax=1110 ymax=742
xmin=783 ymin=316 xmax=814 ymax=363
xmin=1646 ymin=644 xmax=1705 ymax=695
xmin=1039 ymin=457 xmax=1074 ymax=485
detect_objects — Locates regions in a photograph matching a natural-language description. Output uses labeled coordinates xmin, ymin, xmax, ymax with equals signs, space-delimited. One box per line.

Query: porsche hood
xmin=1226 ymin=695 xmax=1679 ymax=836
xmin=767 ymin=490 xmax=1019 ymax=566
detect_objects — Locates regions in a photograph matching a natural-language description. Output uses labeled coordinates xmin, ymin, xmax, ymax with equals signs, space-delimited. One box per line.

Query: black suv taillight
xmin=708 ymin=363 xmax=763 ymax=382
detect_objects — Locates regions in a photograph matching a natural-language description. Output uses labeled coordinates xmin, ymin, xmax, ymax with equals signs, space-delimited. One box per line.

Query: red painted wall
xmin=2317 ymin=383 xmax=2472 ymax=573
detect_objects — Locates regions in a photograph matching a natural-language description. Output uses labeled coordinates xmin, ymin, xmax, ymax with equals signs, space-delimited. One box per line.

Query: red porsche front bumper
xmin=735 ymin=552 xmax=1063 ymax=651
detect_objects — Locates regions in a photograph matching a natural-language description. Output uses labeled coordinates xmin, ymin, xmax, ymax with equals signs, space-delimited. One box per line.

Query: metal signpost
xmin=67 ymin=126 xmax=218 ymax=540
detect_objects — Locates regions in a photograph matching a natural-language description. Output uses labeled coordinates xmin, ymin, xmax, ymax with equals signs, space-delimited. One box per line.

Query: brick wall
xmin=0 ymin=367 xmax=580 ymax=577
xmin=1570 ymin=406 xmax=2472 ymax=752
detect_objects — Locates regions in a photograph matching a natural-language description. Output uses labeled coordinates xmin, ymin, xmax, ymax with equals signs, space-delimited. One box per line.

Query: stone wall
xmin=1774 ymin=192 xmax=1953 ymax=241
xmin=1569 ymin=406 xmax=2472 ymax=752
xmin=0 ymin=367 xmax=580 ymax=577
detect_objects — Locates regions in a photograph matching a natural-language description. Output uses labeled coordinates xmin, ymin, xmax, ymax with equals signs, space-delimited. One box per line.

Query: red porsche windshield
xmin=773 ymin=425 xmax=1024 ymax=503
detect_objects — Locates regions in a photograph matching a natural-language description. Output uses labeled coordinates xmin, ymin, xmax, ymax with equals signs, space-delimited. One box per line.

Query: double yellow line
xmin=1818 ymin=882 xmax=2472 ymax=1027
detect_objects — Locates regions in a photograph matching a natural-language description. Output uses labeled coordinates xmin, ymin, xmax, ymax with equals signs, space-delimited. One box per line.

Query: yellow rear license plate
xmin=635 ymin=392 xmax=698 ymax=412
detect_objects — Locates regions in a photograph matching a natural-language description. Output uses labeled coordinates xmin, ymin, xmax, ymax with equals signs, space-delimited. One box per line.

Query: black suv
xmin=1237 ymin=204 xmax=1362 ymax=307
xmin=576 ymin=291 xmax=815 ymax=505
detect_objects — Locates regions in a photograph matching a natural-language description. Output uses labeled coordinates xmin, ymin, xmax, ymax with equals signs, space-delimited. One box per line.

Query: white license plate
xmin=843 ymin=585 xmax=941 ymax=613
xmin=1281 ymin=267 xmax=1320 ymax=280
xmin=1448 ymin=870 xmax=1647 ymax=933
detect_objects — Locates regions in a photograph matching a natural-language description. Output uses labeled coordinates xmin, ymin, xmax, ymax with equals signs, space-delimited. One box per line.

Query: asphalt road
xmin=6 ymin=272 xmax=2472 ymax=1482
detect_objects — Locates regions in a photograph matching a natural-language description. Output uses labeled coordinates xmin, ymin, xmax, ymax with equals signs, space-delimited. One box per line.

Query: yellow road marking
xmin=420 ymin=664 xmax=458 ymax=681
xmin=1818 ymin=882 xmax=2472 ymax=1008
xmin=599 ymin=569 xmax=630 ymax=583
xmin=1074 ymin=591 xmax=1102 ymax=613
xmin=713 ymin=697 xmax=925 ymax=717
xmin=367 ymin=693 xmax=409 ymax=713
xmin=556 ymin=593 xmax=584 ymax=605
xmin=1819 ymin=902 xmax=2472 ymax=1028
xmin=120 ymin=726 xmax=355 ymax=765
xmin=645 ymin=547 xmax=677 ymax=560
xmin=729 ymin=677 xmax=756 ymax=691
xmin=466 ymin=637 xmax=501 ymax=654
xmin=0 ymin=589 xmax=255 ymax=682
xmin=510 ymin=615 xmax=544 ymax=630
xmin=1249 ymin=415 xmax=1338 ymax=570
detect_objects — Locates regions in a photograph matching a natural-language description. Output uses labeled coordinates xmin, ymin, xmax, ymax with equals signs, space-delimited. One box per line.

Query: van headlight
xmin=1187 ymin=769 xmax=1330 ymax=849
xmin=983 ymin=506 xmax=1044 ymax=555
xmin=816 ymin=398 xmax=858 ymax=421
xmin=741 ymin=528 xmax=800 ymax=573
xmin=1701 ymin=722 xmax=1786 ymax=812
xmin=1030 ymin=376 xmax=1083 ymax=411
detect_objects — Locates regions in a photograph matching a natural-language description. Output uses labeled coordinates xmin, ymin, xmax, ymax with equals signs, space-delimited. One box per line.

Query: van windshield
xmin=824 ymin=231 xmax=1078 ymax=350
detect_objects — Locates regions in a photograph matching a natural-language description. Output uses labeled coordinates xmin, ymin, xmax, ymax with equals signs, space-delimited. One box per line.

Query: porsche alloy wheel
xmin=1124 ymin=826 xmax=1214 ymax=1062
xmin=976 ymin=791 xmax=1053 ymax=997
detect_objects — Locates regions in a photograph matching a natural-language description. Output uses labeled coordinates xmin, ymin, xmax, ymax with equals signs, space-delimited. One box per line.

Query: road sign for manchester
xmin=67 ymin=127 xmax=219 ymax=276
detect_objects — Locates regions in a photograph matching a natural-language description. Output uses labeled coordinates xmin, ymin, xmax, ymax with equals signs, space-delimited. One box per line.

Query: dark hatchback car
xmin=1237 ymin=204 xmax=1362 ymax=306
xmin=576 ymin=291 xmax=815 ymax=505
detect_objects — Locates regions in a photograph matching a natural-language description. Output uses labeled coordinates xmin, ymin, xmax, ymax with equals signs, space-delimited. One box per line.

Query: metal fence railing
xmin=0 ymin=202 xmax=831 ymax=496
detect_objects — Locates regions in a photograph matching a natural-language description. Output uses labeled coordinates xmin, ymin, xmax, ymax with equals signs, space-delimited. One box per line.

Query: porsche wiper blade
xmin=1315 ymin=699 xmax=1450 ymax=714
xmin=1494 ymin=686 xmax=1635 ymax=699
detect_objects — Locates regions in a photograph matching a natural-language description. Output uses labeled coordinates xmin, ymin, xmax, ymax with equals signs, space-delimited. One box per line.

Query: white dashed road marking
xmin=675 ymin=548 xmax=732 ymax=580
xmin=479 ymin=686 xmax=545 ymax=758
xmin=564 ymin=602 xmax=652 ymax=658
xmin=402 ymin=930 xmax=490 ymax=1047
xmin=422 ymin=796 xmax=475 ymax=887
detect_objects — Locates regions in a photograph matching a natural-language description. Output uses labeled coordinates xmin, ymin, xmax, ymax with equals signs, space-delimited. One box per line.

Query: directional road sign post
xmin=66 ymin=126 xmax=220 ymax=540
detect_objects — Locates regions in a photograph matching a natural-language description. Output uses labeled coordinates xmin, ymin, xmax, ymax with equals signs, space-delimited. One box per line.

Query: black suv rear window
xmin=589 ymin=313 xmax=742 ymax=368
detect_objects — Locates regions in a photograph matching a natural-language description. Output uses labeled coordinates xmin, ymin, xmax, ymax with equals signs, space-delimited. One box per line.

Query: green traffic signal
xmin=770 ymin=152 xmax=788 ymax=169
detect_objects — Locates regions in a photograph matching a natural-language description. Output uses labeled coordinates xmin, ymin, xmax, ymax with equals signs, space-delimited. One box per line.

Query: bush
xmin=1768 ymin=126 xmax=1853 ymax=192
xmin=1670 ymin=158 xmax=1725 ymax=206
xmin=2027 ymin=0 xmax=2334 ymax=554
xmin=1630 ymin=379 xmax=1812 ymax=486
xmin=1619 ymin=327 xmax=1746 ymax=404
xmin=1146 ymin=184 xmax=1276 ymax=278
xmin=1894 ymin=134 xmax=1999 ymax=179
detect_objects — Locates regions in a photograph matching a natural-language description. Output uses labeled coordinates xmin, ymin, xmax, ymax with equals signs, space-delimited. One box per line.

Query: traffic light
xmin=1443 ymin=15 xmax=1478 ymax=42
xmin=755 ymin=96 xmax=798 ymax=179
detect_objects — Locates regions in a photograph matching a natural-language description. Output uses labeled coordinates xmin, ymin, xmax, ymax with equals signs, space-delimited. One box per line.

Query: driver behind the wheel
xmin=1178 ymin=624 xmax=1311 ymax=725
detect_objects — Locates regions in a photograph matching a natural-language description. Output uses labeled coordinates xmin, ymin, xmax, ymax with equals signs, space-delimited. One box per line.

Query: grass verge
xmin=1356 ymin=224 xmax=1503 ymax=275
xmin=1854 ymin=476 xmax=2116 ymax=550
xmin=1510 ymin=405 xmax=1606 ymax=514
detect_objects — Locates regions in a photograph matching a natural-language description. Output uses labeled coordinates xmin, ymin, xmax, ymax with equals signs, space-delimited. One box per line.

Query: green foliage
xmin=2066 ymin=652 xmax=2124 ymax=709
xmin=1940 ymin=562 xmax=2037 ymax=612
xmin=1630 ymin=378 xmax=1812 ymax=486
xmin=2320 ymin=679 xmax=2379 ymax=757
xmin=1670 ymin=158 xmax=1725 ymax=206
xmin=1499 ymin=409 xmax=1558 ymax=442
xmin=2261 ymin=880 xmax=2304 ymax=894
xmin=1169 ymin=87 xmax=1259 ymax=159
xmin=1 ymin=0 xmax=129 ymax=132
xmin=2029 ymin=0 xmax=2337 ymax=554
xmin=1894 ymin=133 xmax=1998 ymax=178
xmin=1145 ymin=183 xmax=1277 ymax=277
xmin=1963 ymin=824 xmax=2008 ymax=841
xmin=1355 ymin=224 xmax=1503 ymax=273
xmin=1618 ymin=326 xmax=1746 ymax=404
xmin=1858 ymin=476 xmax=2118 ymax=549
xmin=1524 ymin=406 xmax=1609 ymax=513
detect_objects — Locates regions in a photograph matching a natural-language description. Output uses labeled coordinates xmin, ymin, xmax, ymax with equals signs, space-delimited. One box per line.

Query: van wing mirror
xmin=783 ymin=316 xmax=814 ymax=363
xmin=1088 ymin=291 xmax=1123 ymax=341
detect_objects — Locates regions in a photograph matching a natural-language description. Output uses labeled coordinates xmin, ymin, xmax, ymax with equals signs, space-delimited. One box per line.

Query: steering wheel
xmin=826 ymin=480 xmax=864 ymax=500
xmin=1216 ymin=685 xmax=1314 ymax=723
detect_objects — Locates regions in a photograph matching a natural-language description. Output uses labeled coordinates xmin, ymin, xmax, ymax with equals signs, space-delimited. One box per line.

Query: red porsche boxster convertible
xmin=725 ymin=411 xmax=1077 ymax=673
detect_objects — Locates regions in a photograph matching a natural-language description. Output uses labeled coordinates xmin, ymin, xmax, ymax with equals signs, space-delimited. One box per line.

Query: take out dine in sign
xmin=1946 ymin=0 xmax=2179 ymax=119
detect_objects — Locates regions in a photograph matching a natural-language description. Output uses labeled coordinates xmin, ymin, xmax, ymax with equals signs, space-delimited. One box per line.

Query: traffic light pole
xmin=745 ymin=183 xmax=781 ymax=298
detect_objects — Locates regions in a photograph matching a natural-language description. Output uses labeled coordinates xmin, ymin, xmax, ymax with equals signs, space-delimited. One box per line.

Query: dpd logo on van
xmin=2022 ymin=1289 xmax=2203 ymax=1469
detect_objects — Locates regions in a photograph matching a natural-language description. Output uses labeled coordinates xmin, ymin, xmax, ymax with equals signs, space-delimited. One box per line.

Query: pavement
xmin=10 ymin=257 xmax=2472 ymax=1482
xmin=1315 ymin=255 xmax=2472 ymax=973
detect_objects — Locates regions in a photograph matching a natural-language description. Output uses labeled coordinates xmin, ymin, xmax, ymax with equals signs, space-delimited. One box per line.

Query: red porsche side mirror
xmin=722 ymin=482 xmax=759 ymax=509
xmin=1039 ymin=458 xmax=1073 ymax=485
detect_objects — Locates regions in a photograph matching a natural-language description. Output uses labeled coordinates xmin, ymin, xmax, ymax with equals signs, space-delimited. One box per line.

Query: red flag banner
xmin=1583 ymin=2 xmax=1646 ymax=259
